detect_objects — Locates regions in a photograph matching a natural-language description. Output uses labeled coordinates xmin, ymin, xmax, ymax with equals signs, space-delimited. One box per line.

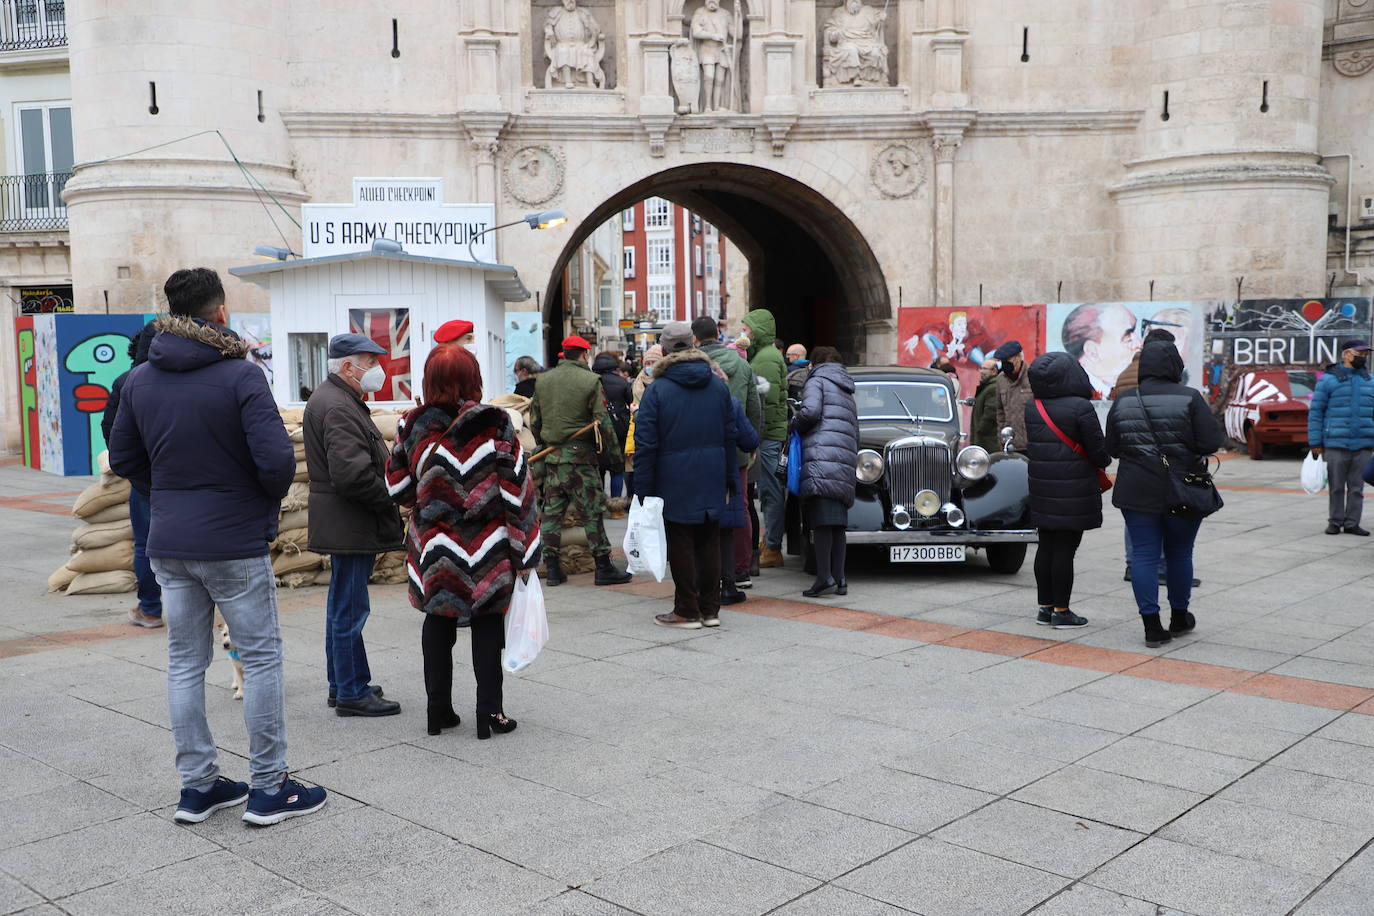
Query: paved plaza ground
xmin=4 ymin=452 xmax=1374 ymax=915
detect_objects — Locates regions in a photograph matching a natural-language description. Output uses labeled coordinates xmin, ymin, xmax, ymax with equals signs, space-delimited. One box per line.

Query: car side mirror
xmin=1000 ymin=426 xmax=1015 ymax=452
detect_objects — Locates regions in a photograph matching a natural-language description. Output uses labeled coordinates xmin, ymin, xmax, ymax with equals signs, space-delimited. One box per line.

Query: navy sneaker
xmin=174 ymin=776 xmax=249 ymax=824
xmin=1035 ymin=606 xmax=1053 ymax=626
xmin=242 ymin=777 xmax=328 ymax=827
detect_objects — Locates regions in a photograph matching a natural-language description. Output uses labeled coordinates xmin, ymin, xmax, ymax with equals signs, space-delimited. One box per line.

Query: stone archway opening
xmin=543 ymin=162 xmax=889 ymax=365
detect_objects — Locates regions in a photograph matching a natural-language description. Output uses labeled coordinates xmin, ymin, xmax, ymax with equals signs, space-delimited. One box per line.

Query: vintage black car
xmin=791 ymin=366 xmax=1036 ymax=573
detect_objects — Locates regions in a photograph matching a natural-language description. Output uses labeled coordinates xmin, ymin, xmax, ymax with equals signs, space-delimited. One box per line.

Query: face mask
xmin=1354 ymin=356 xmax=1368 ymax=371
xmin=1001 ymin=361 xmax=1019 ymax=377
xmin=358 ymin=364 xmax=386 ymax=393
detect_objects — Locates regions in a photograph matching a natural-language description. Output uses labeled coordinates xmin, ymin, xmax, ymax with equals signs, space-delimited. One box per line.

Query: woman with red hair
xmin=386 ymin=344 xmax=539 ymax=738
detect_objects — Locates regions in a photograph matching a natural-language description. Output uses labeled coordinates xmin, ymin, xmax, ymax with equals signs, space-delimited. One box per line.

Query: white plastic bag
xmin=622 ymin=496 xmax=667 ymax=582
xmin=1301 ymin=452 xmax=1327 ymax=495
xmin=503 ymin=575 xmax=549 ymax=673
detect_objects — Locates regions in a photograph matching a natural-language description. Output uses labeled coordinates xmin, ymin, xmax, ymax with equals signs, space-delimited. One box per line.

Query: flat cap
xmin=992 ymin=340 xmax=1023 ymax=360
xmin=660 ymin=321 xmax=693 ymax=353
xmin=328 ymin=333 xmax=386 ymax=359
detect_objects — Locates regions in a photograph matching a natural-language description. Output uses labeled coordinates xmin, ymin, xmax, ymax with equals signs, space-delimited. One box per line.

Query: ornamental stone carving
xmin=504 ymin=145 xmax=564 ymax=205
xmin=1334 ymin=48 xmax=1374 ymax=77
xmin=822 ymin=0 xmax=890 ymax=87
xmin=870 ymin=144 xmax=925 ymax=198
xmin=542 ymin=0 xmax=606 ymax=88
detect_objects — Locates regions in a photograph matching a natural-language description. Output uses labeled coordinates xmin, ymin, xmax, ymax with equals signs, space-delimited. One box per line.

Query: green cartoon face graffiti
xmin=65 ymin=332 xmax=134 ymax=469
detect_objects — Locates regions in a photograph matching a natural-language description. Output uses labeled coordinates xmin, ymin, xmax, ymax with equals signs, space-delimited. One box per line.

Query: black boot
xmin=1143 ymin=613 xmax=1173 ymax=648
xmin=720 ymin=577 xmax=747 ymax=606
xmin=1169 ymin=608 xmax=1196 ymax=634
xmin=545 ymin=549 xmax=566 ymax=587
xmin=594 ymin=555 xmax=632 ymax=586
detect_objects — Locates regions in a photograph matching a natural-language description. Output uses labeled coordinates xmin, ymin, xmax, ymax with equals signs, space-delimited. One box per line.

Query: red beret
xmin=434 ymin=319 xmax=474 ymax=343
xmin=561 ymin=335 xmax=592 ymax=350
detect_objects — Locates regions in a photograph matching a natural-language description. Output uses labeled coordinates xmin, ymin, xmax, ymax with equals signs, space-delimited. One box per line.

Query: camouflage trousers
xmin=539 ymin=459 xmax=611 ymax=558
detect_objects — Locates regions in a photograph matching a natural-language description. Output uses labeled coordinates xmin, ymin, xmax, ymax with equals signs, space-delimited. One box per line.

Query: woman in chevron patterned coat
xmin=386 ymin=345 xmax=539 ymax=739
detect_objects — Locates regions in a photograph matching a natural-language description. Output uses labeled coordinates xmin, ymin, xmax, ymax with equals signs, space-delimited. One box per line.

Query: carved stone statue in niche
xmin=823 ymin=0 xmax=889 ymax=86
xmin=543 ymin=0 xmax=606 ymax=88
xmin=690 ymin=0 xmax=741 ymax=111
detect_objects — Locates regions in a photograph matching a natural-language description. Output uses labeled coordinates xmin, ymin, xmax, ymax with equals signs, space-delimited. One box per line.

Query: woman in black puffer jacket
xmin=1106 ymin=341 xmax=1225 ymax=648
xmin=792 ymin=347 xmax=859 ymax=597
xmin=1024 ymin=352 xmax=1110 ymax=630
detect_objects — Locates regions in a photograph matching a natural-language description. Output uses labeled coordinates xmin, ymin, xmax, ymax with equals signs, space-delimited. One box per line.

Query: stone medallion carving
xmin=1334 ymin=48 xmax=1374 ymax=77
xmin=505 ymin=146 xmax=565 ymax=205
xmin=870 ymin=144 xmax=926 ymax=198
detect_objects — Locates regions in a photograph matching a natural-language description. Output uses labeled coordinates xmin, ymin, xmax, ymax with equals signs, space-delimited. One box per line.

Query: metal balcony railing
xmin=0 ymin=172 xmax=71 ymax=230
xmin=0 ymin=0 xmax=66 ymax=51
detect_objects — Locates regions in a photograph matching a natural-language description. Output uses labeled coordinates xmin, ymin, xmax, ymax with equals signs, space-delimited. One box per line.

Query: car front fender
xmin=961 ymin=453 xmax=1032 ymax=530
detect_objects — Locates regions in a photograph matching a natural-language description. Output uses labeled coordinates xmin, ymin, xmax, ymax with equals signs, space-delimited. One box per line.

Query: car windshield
xmin=854 ymin=381 xmax=953 ymax=422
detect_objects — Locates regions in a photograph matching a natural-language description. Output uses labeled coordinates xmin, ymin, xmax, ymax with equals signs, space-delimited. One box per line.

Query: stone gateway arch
xmin=62 ymin=0 xmax=1351 ymax=368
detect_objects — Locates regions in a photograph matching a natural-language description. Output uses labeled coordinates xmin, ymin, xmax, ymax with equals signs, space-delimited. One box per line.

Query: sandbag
xmin=270 ymin=527 xmax=310 ymax=554
xmin=69 ymin=540 xmax=135 ymax=574
xmin=72 ymin=519 xmax=135 ymax=551
xmin=313 ymin=568 xmax=334 ymax=586
xmin=97 ymin=451 xmax=111 ymax=474
xmin=48 ymin=563 xmax=79 ymax=593
xmin=66 ymin=570 xmax=137 ymax=596
xmin=293 ymin=460 xmax=308 ymax=483
xmin=277 ymin=570 xmax=316 ymax=589
xmin=371 ymin=412 xmax=400 ymax=440
xmin=280 ymin=408 xmax=304 ymax=425
xmin=278 ymin=509 xmax=309 ymax=533
xmin=272 ymin=549 xmax=325 ymax=576
xmin=370 ymin=566 xmax=408 ymax=585
xmin=72 ymin=478 xmax=131 ymax=519
xmin=281 ymin=482 xmax=310 ymax=512
xmin=288 ymin=426 xmax=304 ymax=443
xmin=293 ymin=444 xmax=306 ymax=462
xmin=84 ymin=502 xmax=131 ymax=525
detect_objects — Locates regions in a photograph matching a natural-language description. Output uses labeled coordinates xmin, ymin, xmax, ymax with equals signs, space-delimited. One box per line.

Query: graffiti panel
xmin=1045 ymin=302 xmax=1205 ymax=400
xmin=15 ymin=316 xmax=38 ymax=470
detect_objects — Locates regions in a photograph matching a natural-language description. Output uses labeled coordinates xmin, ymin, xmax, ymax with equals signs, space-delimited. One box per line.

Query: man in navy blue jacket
xmin=109 ymin=267 xmax=327 ymax=828
xmin=1309 ymin=338 xmax=1374 ymax=536
xmin=633 ymin=321 xmax=737 ymax=628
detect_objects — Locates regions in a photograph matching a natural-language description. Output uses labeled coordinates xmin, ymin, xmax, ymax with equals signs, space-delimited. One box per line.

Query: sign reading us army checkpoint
xmin=301 ymin=178 xmax=496 ymax=261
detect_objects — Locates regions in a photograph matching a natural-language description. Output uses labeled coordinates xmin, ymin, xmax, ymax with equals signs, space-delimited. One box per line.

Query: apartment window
xmin=705 ymin=246 xmax=718 ymax=277
xmin=14 ymin=101 xmax=73 ymax=213
xmin=622 ymin=246 xmax=636 ymax=279
xmin=694 ymin=245 xmax=703 ymax=277
xmin=647 ymin=237 xmax=673 ymax=276
xmin=622 ymin=208 xmax=634 ymax=231
xmin=599 ymin=281 xmax=616 ymax=330
xmin=624 ymin=291 xmax=636 ymax=315
xmin=645 ymin=197 xmax=671 ymax=229
xmin=648 ymin=288 xmax=674 ymax=322
xmin=695 ymin=290 xmax=704 ymax=316
xmin=692 ymin=215 xmax=702 ymax=234
xmin=707 ymin=289 xmax=720 ymax=316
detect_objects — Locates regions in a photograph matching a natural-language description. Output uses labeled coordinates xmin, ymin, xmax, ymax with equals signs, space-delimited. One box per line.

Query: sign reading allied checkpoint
xmin=302 ymin=178 xmax=496 ymax=261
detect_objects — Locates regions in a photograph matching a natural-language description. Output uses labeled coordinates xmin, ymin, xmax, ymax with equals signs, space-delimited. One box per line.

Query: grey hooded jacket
xmin=792 ymin=362 xmax=860 ymax=507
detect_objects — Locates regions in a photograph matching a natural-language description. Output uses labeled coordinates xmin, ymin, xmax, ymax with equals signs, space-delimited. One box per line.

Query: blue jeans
xmin=326 ymin=554 xmax=375 ymax=702
xmin=1122 ymin=524 xmax=1165 ymax=568
xmin=608 ymin=472 xmax=625 ymax=499
xmin=152 ymin=555 xmax=287 ymax=791
xmin=757 ymin=439 xmax=785 ymax=550
xmin=1122 ymin=510 xmax=1203 ymax=617
xmin=128 ymin=489 xmax=161 ymax=617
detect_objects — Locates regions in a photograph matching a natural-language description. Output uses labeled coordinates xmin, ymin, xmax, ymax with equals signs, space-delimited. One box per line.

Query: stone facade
xmin=44 ymin=0 xmax=1374 ymax=372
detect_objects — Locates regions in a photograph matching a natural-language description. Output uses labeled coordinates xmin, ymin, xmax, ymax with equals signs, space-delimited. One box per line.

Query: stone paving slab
xmin=5 ymin=458 xmax=1374 ymax=913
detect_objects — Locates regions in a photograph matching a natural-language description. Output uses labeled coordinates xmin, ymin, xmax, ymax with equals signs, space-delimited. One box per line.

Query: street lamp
xmin=253 ymin=245 xmax=299 ymax=260
xmin=465 ymin=209 xmax=569 ymax=263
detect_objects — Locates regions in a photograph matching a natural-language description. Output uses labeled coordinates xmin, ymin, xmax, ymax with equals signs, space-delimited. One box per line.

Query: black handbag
xmin=1133 ymin=390 xmax=1224 ymax=520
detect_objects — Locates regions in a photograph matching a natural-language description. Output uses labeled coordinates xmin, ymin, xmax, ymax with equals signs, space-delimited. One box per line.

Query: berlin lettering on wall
xmin=301 ymin=177 xmax=496 ymax=262
xmin=1206 ymin=299 xmax=1374 ymax=366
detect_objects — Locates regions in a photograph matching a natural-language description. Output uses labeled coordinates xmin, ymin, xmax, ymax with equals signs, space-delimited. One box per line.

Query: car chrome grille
xmin=885 ymin=442 xmax=951 ymax=510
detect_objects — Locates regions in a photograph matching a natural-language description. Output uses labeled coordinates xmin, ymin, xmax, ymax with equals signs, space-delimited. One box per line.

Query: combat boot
xmin=594 ymin=555 xmax=632 ymax=586
xmin=545 ymin=550 xmax=567 ymax=587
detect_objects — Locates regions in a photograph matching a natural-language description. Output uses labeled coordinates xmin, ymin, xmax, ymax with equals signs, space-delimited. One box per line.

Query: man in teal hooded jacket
xmin=743 ymin=309 xmax=790 ymax=565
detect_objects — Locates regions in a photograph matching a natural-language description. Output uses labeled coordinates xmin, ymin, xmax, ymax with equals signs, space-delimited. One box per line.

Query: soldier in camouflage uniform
xmin=530 ymin=335 xmax=634 ymax=587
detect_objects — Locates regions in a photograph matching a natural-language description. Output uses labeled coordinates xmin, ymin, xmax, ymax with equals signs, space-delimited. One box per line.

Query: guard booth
xmin=230 ymin=249 xmax=530 ymax=408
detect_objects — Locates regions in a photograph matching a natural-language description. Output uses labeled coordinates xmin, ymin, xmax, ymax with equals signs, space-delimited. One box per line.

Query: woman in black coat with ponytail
xmin=1024 ymin=352 xmax=1111 ymax=628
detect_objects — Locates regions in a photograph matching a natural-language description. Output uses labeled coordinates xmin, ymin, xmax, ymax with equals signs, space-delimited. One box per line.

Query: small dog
xmin=215 ymin=616 xmax=245 ymax=700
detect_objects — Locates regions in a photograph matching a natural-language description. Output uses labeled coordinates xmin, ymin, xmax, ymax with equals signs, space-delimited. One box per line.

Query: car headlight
xmin=914 ymin=489 xmax=941 ymax=518
xmin=956 ymin=445 xmax=991 ymax=481
xmin=942 ymin=503 xmax=965 ymax=527
xmin=856 ymin=449 xmax=884 ymax=484
xmin=892 ymin=505 xmax=912 ymax=530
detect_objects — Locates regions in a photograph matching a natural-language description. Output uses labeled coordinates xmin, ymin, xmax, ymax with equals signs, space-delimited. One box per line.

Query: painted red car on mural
xmin=1223 ymin=369 xmax=1316 ymax=460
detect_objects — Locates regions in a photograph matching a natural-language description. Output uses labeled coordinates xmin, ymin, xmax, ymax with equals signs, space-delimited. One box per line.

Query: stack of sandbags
xmin=370 ymin=550 xmax=408 ymax=585
xmin=52 ymin=463 xmax=137 ymax=595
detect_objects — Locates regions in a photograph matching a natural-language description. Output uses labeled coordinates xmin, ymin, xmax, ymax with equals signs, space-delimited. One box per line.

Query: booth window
xmin=290 ymin=333 xmax=329 ymax=401
xmin=347 ymin=308 xmax=412 ymax=402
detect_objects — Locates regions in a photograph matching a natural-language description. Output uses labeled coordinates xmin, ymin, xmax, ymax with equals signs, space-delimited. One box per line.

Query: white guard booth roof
xmin=230 ymin=249 xmax=530 ymax=408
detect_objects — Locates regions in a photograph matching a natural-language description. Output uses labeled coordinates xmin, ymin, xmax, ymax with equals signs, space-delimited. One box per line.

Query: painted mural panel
xmin=897 ymin=305 xmax=1046 ymax=430
xmin=14 ymin=314 xmax=157 ymax=476
xmin=504 ymin=311 xmax=543 ymax=392
xmin=1045 ymin=302 xmax=1204 ymax=400
xmin=230 ymin=313 xmax=274 ymax=385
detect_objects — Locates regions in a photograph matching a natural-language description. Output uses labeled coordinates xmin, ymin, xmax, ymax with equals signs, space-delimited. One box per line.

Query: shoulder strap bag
xmin=1034 ymin=399 xmax=1112 ymax=493
xmin=1132 ymin=389 xmax=1223 ymax=520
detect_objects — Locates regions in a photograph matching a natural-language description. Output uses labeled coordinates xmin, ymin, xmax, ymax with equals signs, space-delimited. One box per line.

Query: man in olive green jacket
xmin=742 ymin=309 xmax=789 ymax=566
xmin=530 ymin=335 xmax=632 ymax=587
xmin=969 ymin=359 xmax=1001 ymax=453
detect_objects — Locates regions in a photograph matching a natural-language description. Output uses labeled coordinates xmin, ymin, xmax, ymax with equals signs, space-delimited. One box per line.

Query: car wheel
xmin=1245 ymin=423 xmax=1263 ymax=460
xmin=985 ymin=544 xmax=1027 ymax=574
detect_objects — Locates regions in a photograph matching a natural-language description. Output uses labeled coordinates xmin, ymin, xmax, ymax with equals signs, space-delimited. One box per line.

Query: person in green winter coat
xmin=742 ymin=309 xmax=790 ymax=567
xmin=969 ymin=358 xmax=1001 ymax=453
